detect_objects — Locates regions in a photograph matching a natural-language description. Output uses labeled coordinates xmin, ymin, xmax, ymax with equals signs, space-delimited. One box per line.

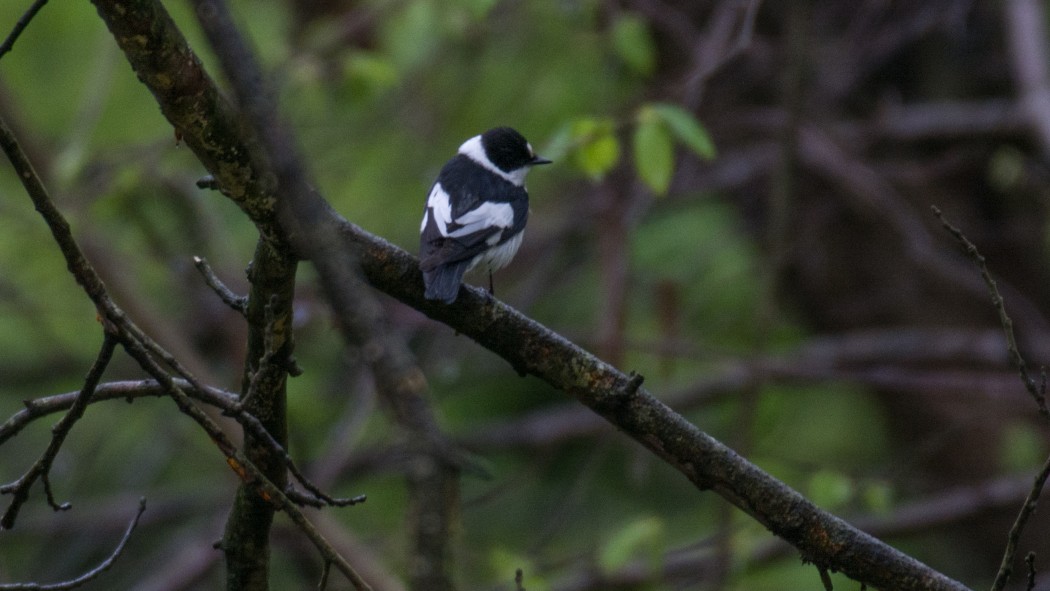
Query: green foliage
xmin=633 ymin=103 xmax=717 ymax=194
xmin=1000 ymin=422 xmax=1046 ymax=472
xmin=754 ymin=383 xmax=890 ymax=470
xmin=807 ymin=469 xmax=855 ymax=510
xmin=597 ymin=515 xmax=665 ymax=575
xmin=565 ymin=117 xmax=622 ymax=180
xmin=629 ymin=201 xmax=766 ymax=355
xmin=611 ymin=12 xmax=657 ymax=76
xmin=634 ymin=109 xmax=675 ymax=194
xmin=648 ymin=102 xmax=717 ymax=160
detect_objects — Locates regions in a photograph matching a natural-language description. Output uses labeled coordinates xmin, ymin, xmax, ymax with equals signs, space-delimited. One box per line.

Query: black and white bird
xmin=419 ymin=127 xmax=551 ymax=303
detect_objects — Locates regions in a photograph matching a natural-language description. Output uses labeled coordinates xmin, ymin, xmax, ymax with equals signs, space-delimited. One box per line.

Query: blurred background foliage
xmin=1 ymin=0 xmax=1049 ymax=589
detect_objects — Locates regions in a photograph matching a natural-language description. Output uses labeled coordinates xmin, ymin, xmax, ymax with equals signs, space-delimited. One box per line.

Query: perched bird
xmin=419 ymin=127 xmax=551 ymax=303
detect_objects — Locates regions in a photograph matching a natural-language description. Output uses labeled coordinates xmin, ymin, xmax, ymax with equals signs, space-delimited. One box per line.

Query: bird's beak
xmin=530 ymin=155 xmax=553 ymax=166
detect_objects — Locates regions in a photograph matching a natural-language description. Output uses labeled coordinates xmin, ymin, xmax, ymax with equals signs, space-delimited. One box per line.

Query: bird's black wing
xmin=419 ymin=213 xmax=501 ymax=272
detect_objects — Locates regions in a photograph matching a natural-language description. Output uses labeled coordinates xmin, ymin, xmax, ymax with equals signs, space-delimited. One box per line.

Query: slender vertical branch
xmin=931 ymin=207 xmax=1050 ymax=591
xmin=222 ymin=238 xmax=297 ymax=591
xmin=932 ymin=206 xmax=1048 ymax=418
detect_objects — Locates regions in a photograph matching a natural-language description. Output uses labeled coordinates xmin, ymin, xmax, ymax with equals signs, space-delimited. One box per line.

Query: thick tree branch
xmin=87 ymin=1 xmax=971 ymax=589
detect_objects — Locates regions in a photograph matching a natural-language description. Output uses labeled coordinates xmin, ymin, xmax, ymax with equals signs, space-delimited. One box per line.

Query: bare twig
xmin=818 ymin=566 xmax=834 ymax=591
xmin=932 ymin=206 xmax=1049 ymax=418
xmin=285 ymin=486 xmax=366 ymax=509
xmin=318 ymin=561 xmax=332 ymax=591
xmin=0 ymin=379 xmax=236 ymax=445
xmin=990 ymin=452 xmax=1050 ymax=591
xmin=0 ymin=0 xmax=49 ymax=59
xmin=1 ymin=334 xmax=117 ymax=529
xmin=1 ymin=375 xmax=364 ymax=512
xmin=0 ymin=497 xmax=146 ymax=591
xmin=192 ymin=255 xmax=247 ymax=315
xmin=930 ymin=207 xmax=1050 ymax=591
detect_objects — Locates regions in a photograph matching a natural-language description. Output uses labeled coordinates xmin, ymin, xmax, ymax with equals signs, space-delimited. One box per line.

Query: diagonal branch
xmin=1 ymin=333 xmax=116 ymax=529
xmin=0 ymin=0 xmax=49 ymax=59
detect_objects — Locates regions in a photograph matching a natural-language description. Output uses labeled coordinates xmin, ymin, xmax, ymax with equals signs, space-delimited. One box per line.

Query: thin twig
xmin=192 ymin=256 xmax=248 ymax=315
xmin=1 ymin=379 xmax=236 ymax=445
xmin=1 ymin=377 xmax=363 ymax=511
xmin=0 ymin=334 xmax=117 ymax=529
xmin=990 ymin=452 xmax=1050 ymax=591
xmin=0 ymin=0 xmax=49 ymax=59
xmin=931 ymin=207 xmax=1050 ymax=591
xmin=932 ymin=206 xmax=1049 ymax=418
xmin=285 ymin=486 xmax=366 ymax=509
xmin=317 ymin=560 xmax=332 ymax=591
xmin=818 ymin=566 xmax=834 ymax=591
xmin=0 ymin=497 xmax=146 ymax=590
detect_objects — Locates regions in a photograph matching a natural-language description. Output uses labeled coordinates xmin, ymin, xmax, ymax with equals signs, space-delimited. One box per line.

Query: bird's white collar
xmin=458 ymin=135 xmax=528 ymax=187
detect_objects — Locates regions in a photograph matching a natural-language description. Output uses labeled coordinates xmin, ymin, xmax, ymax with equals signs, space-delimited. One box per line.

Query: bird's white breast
xmin=468 ymin=230 xmax=524 ymax=274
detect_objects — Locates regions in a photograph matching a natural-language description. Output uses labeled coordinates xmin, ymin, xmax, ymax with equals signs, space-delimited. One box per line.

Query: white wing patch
xmin=424 ymin=183 xmax=454 ymax=236
xmin=448 ymin=201 xmax=514 ymax=238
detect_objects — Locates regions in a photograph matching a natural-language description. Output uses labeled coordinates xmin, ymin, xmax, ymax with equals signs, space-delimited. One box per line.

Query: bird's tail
xmin=423 ymin=261 xmax=470 ymax=304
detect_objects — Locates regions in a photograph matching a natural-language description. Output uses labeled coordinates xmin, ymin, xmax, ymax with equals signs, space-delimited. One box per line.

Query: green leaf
xmin=650 ymin=103 xmax=717 ymax=159
xmin=633 ymin=113 xmax=674 ymax=195
xmin=598 ymin=516 xmax=664 ymax=573
xmin=341 ymin=52 xmax=400 ymax=101
xmin=611 ymin=13 xmax=656 ymax=76
xmin=569 ymin=118 xmax=620 ymax=180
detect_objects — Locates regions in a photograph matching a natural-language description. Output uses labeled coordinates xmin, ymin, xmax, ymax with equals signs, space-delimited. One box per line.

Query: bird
xmin=419 ymin=127 xmax=551 ymax=304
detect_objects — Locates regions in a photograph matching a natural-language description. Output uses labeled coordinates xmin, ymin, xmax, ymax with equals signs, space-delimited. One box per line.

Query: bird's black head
xmin=481 ymin=127 xmax=552 ymax=173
